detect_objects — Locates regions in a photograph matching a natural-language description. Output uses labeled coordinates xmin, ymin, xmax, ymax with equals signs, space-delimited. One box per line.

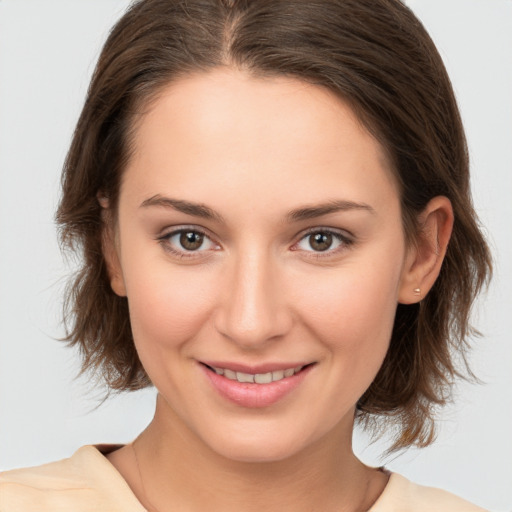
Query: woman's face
xmin=109 ymin=69 xmax=414 ymax=462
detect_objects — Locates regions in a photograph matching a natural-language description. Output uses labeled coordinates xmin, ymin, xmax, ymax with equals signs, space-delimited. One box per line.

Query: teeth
xmin=224 ymin=369 xmax=237 ymax=380
xmin=211 ymin=365 xmax=304 ymax=384
xmin=236 ymin=372 xmax=255 ymax=383
xmin=272 ymin=370 xmax=284 ymax=380
xmin=254 ymin=372 xmax=272 ymax=384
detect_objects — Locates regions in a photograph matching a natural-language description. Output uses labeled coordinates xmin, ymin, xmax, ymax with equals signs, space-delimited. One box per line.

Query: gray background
xmin=0 ymin=1 xmax=511 ymax=510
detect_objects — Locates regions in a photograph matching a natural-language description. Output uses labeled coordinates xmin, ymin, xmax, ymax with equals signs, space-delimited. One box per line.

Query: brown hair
xmin=56 ymin=0 xmax=492 ymax=450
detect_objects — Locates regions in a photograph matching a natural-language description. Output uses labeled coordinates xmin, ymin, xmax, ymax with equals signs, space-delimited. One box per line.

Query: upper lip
xmin=200 ymin=361 xmax=314 ymax=374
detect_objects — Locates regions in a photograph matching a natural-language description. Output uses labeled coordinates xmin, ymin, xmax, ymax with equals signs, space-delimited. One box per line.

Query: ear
xmin=398 ymin=196 xmax=454 ymax=304
xmin=99 ymin=196 xmax=127 ymax=297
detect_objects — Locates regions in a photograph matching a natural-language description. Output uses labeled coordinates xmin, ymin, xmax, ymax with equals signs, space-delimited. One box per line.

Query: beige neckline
xmin=87 ymin=444 xmax=399 ymax=512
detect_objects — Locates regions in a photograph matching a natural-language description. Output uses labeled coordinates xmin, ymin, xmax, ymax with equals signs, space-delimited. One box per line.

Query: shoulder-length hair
xmin=57 ymin=0 xmax=492 ymax=451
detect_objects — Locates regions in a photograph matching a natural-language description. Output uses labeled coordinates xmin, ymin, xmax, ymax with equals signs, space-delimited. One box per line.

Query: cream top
xmin=0 ymin=445 xmax=488 ymax=511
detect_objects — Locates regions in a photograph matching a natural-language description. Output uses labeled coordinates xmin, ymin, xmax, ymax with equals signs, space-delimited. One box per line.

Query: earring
xmin=413 ymin=288 xmax=421 ymax=295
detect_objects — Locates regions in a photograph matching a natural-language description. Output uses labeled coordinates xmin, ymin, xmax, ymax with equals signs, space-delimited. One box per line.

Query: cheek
xmin=123 ymin=260 xmax=216 ymax=351
xmin=291 ymin=257 xmax=402 ymax=363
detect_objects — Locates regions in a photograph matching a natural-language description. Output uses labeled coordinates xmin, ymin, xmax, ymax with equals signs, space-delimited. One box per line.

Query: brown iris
xmin=180 ymin=231 xmax=204 ymax=250
xmin=309 ymin=232 xmax=333 ymax=251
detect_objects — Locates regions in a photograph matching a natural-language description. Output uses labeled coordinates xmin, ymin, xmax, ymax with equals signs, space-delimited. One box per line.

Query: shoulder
xmin=0 ymin=445 xmax=146 ymax=512
xmin=370 ymin=473 xmax=489 ymax=512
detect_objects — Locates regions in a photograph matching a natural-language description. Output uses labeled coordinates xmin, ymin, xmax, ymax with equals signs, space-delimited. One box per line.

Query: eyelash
xmin=156 ymin=226 xmax=354 ymax=260
xmin=157 ymin=226 xmax=218 ymax=259
xmin=291 ymin=228 xmax=354 ymax=259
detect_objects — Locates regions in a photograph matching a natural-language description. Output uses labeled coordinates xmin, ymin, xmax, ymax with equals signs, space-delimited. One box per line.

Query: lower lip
xmin=202 ymin=365 xmax=313 ymax=408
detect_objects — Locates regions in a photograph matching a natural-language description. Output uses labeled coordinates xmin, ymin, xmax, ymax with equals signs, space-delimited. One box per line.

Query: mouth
xmin=200 ymin=362 xmax=315 ymax=408
xmin=199 ymin=361 xmax=316 ymax=408
xmin=202 ymin=363 xmax=310 ymax=384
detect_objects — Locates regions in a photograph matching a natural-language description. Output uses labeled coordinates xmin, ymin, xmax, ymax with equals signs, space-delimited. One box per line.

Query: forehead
xmin=122 ymin=68 xmax=399 ymax=216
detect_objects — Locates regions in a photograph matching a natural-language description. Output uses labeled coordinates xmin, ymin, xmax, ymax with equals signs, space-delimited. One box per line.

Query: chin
xmin=201 ymin=424 xmax=316 ymax=464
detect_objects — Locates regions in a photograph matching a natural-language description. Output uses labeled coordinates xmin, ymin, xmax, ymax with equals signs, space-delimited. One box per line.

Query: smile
xmin=201 ymin=362 xmax=315 ymax=408
xmin=209 ymin=365 xmax=305 ymax=384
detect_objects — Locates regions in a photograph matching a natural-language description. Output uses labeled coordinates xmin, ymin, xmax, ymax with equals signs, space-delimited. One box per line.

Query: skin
xmin=104 ymin=69 xmax=453 ymax=512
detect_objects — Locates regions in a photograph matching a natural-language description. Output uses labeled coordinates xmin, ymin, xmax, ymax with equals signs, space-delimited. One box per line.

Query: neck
xmin=128 ymin=394 xmax=386 ymax=512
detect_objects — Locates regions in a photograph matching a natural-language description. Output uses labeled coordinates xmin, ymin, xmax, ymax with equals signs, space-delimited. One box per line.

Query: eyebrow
xmin=286 ymin=200 xmax=376 ymax=222
xmin=140 ymin=195 xmax=375 ymax=223
xmin=140 ymin=195 xmax=225 ymax=223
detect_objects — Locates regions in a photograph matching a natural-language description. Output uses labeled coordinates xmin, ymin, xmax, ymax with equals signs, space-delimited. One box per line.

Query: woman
xmin=0 ymin=0 xmax=494 ymax=510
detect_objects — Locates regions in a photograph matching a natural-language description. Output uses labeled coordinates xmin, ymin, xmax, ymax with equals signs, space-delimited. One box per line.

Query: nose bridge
xmin=215 ymin=244 xmax=290 ymax=347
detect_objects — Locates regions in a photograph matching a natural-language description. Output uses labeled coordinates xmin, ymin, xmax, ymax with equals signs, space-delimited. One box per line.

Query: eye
xmin=294 ymin=229 xmax=352 ymax=254
xmin=158 ymin=227 xmax=219 ymax=256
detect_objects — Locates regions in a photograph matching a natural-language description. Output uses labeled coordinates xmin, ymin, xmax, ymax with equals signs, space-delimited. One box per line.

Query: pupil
xmin=180 ymin=231 xmax=203 ymax=250
xmin=310 ymin=232 xmax=332 ymax=251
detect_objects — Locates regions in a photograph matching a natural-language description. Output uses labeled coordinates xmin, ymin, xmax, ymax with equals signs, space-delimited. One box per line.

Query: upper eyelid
xmin=295 ymin=226 xmax=353 ymax=241
xmin=157 ymin=225 xmax=352 ymax=237
xmin=158 ymin=225 xmax=215 ymax=240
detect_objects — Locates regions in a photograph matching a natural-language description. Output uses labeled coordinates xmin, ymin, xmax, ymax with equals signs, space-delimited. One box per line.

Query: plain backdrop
xmin=0 ymin=1 xmax=511 ymax=510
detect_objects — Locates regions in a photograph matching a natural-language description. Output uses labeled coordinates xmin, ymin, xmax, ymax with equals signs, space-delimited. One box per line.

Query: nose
xmin=213 ymin=249 xmax=292 ymax=349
